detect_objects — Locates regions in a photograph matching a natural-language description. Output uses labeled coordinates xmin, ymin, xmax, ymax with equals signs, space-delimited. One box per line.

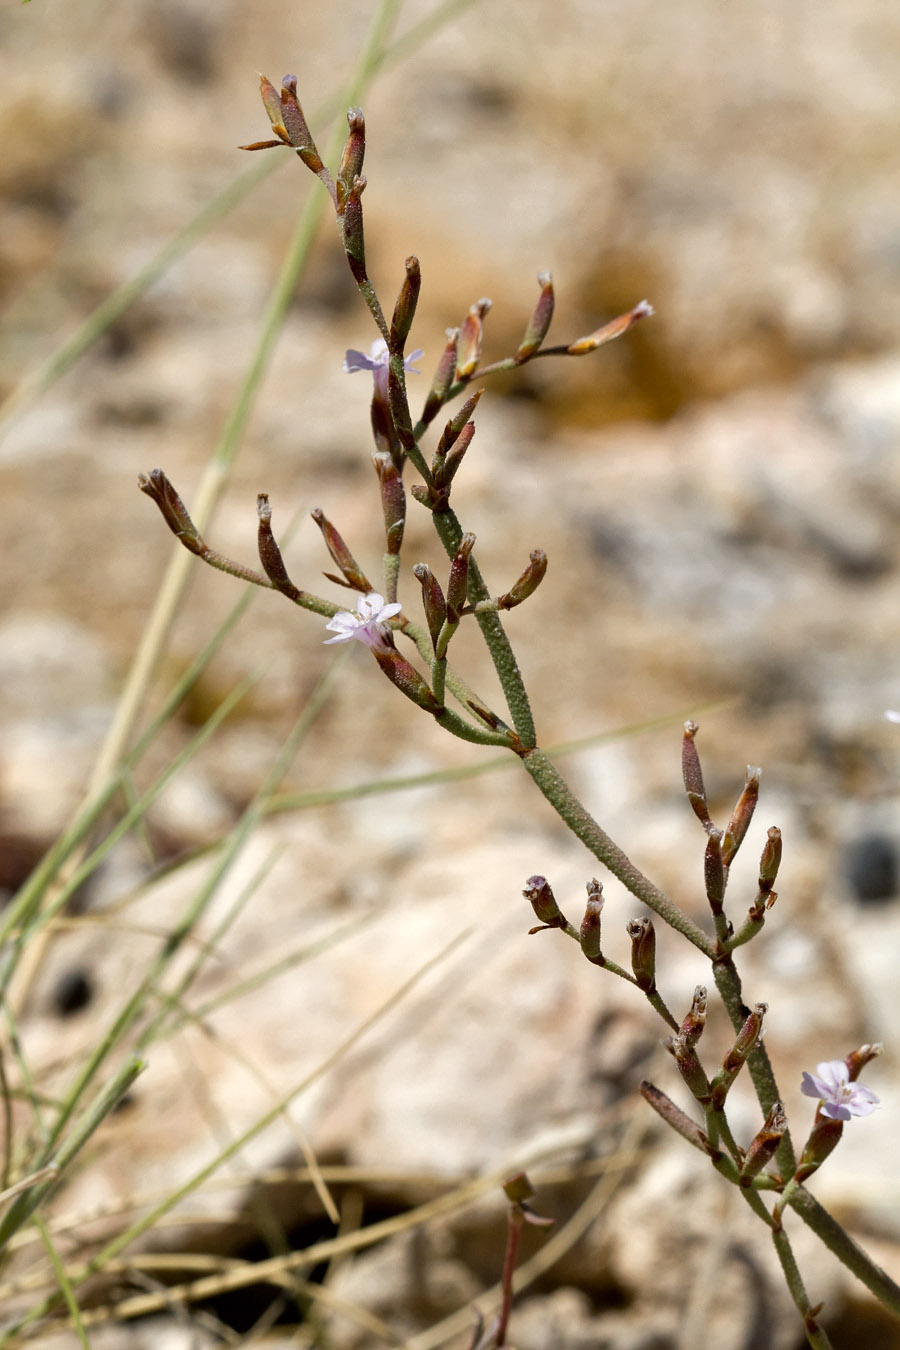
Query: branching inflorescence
xmin=139 ymin=75 xmax=895 ymax=1350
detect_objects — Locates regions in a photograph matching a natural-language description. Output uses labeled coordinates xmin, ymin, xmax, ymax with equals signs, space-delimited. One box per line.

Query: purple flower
xmin=800 ymin=1060 xmax=880 ymax=1121
xmin=342 ymin=339 xmax=424 ymax=396
xmin=323 ymin=592 xmax=401 ymax=654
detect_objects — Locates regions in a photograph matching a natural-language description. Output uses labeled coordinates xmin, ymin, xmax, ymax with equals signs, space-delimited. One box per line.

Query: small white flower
xmin=886 ymin=711 xmax=900 ymax=724
xmin=323 ymin=592 xmax=401 ymax=653
xmin=342 ymin=338 xmax=424 ymax=388
xmin=800 ymin=1060 xmax=880 ymax=1121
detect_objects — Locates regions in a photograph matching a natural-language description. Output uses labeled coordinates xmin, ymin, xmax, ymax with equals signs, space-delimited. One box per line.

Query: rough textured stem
xmin=712 ymin=955 xmax=796 ymax=1177
xmin=520 ymin=747 xmax=715 ymax=955
xmin=771 ymin=1225 xmax=834 ymax=1349
xmin=788 ymin=1187 xmax=900 ymax=1318
xmin=429 ymin=509 xmax=536 ymax=746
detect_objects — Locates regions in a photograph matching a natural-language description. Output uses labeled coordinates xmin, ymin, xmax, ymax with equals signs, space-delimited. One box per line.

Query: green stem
xmin=383 ymin=551 xmax=401 ymax=605
xmin=521 ymin=747 xmax=715 ymax=955
xmin=430 ymin=510 xmax=536 ymax=746
xmin=644 ymin=987 xmax=679 ymax=1032
xmin=711 ymin=956 xmax=796 ymax=1177
xmin=788 ymin=1187 xmax=900 ymax=1319
xmin=771 ymin=1225 xmax=834 ymax=1349
xmin=0 ymin=1057 xmax=144 ymax=1252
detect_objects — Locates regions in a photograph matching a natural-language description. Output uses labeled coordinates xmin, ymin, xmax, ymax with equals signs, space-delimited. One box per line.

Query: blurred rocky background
xmin=2 ymin=0 xmax=900 ymax=1346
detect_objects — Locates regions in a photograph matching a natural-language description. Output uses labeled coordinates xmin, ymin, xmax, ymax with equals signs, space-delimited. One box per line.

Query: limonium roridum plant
xmin=139 ymin=75 xmax=897 ymax=1349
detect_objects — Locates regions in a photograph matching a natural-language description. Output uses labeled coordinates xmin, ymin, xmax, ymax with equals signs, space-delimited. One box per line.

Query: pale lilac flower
xmin=342 ymin=339 xmax=424 ymax=396
xmin=800 ymin=1060 xmax=880 ymax=1121
xmin=323 ymin=591 xmax=401 ymax=654
xmin=886 ymin=711 xmax=900 ymax=724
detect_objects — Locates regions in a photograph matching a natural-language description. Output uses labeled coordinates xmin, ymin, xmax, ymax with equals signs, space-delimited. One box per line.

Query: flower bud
xmin=242 ymin=75 xmax=326 ymax=176
xmin=422 ymin=329 xmax=460 ymax=426
xmin=446 ymin=533 xmax=476 ymax=624
xmin=722 ymin=767 xmax=761 ymax=866
xmin=627 ymin=917 xmax=656 ymax=991
xmin=567 ymin=299 xmax=653 ymax=355
xmin=249 ymin=76 xmax=327 ymax=178
xmin=758 ymin=826 xmax=782 ymax=894
xmin=434 ymin=421 xmax=475 ymax=499
xmin=338 ymin=107 xmax=366 ymax=194
xmin=704 ymin=829 xmax=725 ymax=915
xmin=682 ymin=721 xmax=711 ymax=829
xmin=341 ymin=176 xmax=367 ymax=284
xmin=515 ymin=271 xmax=555 ymax=363
xmin=679 ymin=986 xmax=707 ymax=1049
xmin=390 ymin=256 xmax=421 ymax=353
xmin=523 ymin=875 xmax=567 ymax=932
xmin=311 ymin=508 xmax=372 ymax=591
xmin=667 ymin=1036 xmax=711 ymax=1103
xmin=579 ymin=878 xmax=604 ymax=962
xmin=412 ymin=563 xmax=447 ymax=650
xmin=740 ymin=1102 xmax=787 ymax=1185
xmin=436 ymin=390 xmax=484 ymax=459
xmin=846 ymin=1043 xmax=882 ymax=1081
xmin=456 ymin=297 xmax=492 ymax=379
xmin=641 ymin=1081 xmax=713 ymax=1155
xmin=725 ymin=1002 xmax=767 ymax=1072
xmin=256 ymin=494 xmax=301 ymax=599
xmin=138 ymin=469 xmax=205 ymax=555
xmin=372 ymin=451 xmax=406 ymax=555
xmin=711 ymin=1002 xmax=767 ymax=1108
xmin=498 ymin=550 xmax=548 ymax=609
xmin=794 ymin=1116 xmax=844 ymax=1185
xmin=370 ymin=646 xmax=442 ymax=713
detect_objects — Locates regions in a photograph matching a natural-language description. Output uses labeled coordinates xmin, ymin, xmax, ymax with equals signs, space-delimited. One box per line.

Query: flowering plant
xmin=139 ymin=73 xmax=895 ymax=1350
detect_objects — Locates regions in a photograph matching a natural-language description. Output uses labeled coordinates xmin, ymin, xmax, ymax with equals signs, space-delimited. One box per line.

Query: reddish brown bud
xmin=567 ymin=299 xmax=653 ymax=355
xmin=412 ymin=563 xmax=447 ymax=650
xmin=711 ymin=1002 xmax=767 ymax=1108
xmin=371 ymin=646 xmax=442 ymax=713
xmin=740 ymin=1102 xmax=787 ymax=1185
xmin=627 ymin=917 xmax=656 ymax=991
xmin=679 ymin=986 xmax=708 ymax=1049
xmin=372 ymin=452 xmax=406 ymax=555
xmin=446 ymin=532 xmax=476 ymax=623
xmin=704 ymin=829 xmax=726 ymax=915
xmin=682 ymin=721 xmax=711 ymax=828
xmin=498 ymin=550 xmax=548 ymax=609
xmin=794 ymin=1115 xmax=844 ymax=1185
xmin=338 ymin=107 xmax=366 ymax=192
xmin=341 ymin=177 xmax=367 ymax=284
xmin=523 ymin=875 xmax=567 ymax=932
xmin=138 ymin=469 xmax=205 ymax=556
xmin=422 ymin=329 xmax=459 ymax=426
xmin=390 ymin=256 xmax=421 ymax=354
xmin=310 ymin=508 xmax=372 ymax=592
xmin=259 ymin=75 xmax=289 ymax=140
xmin=434 ymin=420 xmax=475 ymax=496
xmin=846 ymin=1043 xmax=882 ymax=1082
xmin=641 ymin=1081 xmax=713 ymax=1155
xmin=515 ymin=271 xmax=555 ymax=363
xmin=722 ymin=766 xmax=761 ymax=866
xmin=436 ymin=390 xmax=484 ymax=459
xmin=579 ymin=878 xmax=604 ymax=962
xmin=758 ymin=826 xmax=782 ymax=893
xmin=456 ymin=297 xmax=492 ymax=379
xmin=256 ymin=494 xmax=301 ymax=599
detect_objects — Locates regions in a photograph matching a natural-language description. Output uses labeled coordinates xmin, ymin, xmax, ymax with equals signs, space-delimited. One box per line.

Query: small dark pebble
xmin=844 ymin=832 xmax=899 ymax=905
xmin=53 ymin=968 xmax=94 ymax=1017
